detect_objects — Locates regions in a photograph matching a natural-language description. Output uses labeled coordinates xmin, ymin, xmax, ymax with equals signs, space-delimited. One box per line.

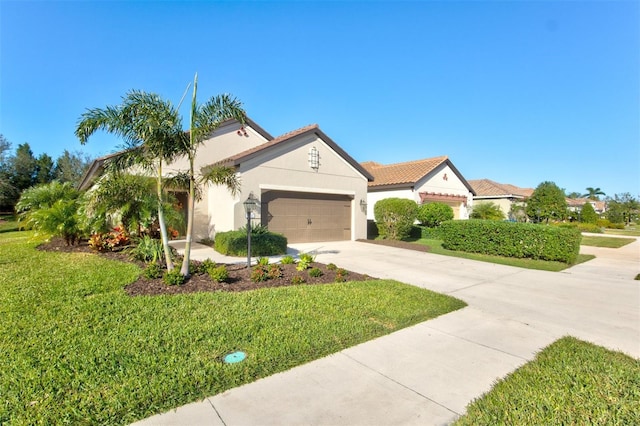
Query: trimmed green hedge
xmin=214 ymin=230 xmax=288 ymax=256
xmin=439 ymin=220 xmax=581 ymax=263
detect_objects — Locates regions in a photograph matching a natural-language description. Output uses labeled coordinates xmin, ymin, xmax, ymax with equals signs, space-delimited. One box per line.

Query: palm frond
xmin=200 ymin=165 xmax=241 ymax=196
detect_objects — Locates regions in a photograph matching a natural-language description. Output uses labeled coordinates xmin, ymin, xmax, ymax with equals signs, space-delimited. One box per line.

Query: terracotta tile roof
xmin=469 ymin=179 xmax=534 ymax=198
xmin=220 ymin=124 xmax=319 ymax=164
xmin=566 ymin=198 xmax=607 ymax=211
xmin=361 ymin=156 xmax=449 ymax=188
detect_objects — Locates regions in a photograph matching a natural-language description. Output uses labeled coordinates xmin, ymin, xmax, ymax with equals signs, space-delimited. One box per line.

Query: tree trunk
xmin=180 ymin=170 xmax=195 ymax=277
xmin=157 ymin=160 xmax=174 ymax=270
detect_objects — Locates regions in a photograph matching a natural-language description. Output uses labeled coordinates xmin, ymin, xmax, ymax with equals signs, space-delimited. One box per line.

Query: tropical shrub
xmin=439 ymin=220 xmax=581 ymax=263
xmin=291 ymin=275 xmax=306 ymax=285
xmin=268 ymin=264 xmax=283 ymax=279
xmin=163 ymin=269 xmax=185 ymax=286
xmin=214 ymin=229 xmax=287 ymax=256
xmin=469 ymin=202 xmax=505 ymax=221
xmin=15 ymin=181 xmax=84 ymax=244
xmin=207 ymin=264 xmax=229 ymax=283
xmin=417 ymin=202 xmax=454 ymax=227
xmin=250 ymin=264 xmax=270 ymax=282
xmin=127 ymin=235 xmax=164 ymax=263
xmin=374 ymin=198 xmax=418 ymax=240
xmin=308 ymin=267 xmax=323 ymax=277
xmin=89 ymin=227 xmax=130 ymax=252
xmin=335 ymin=268 xmax=349 ymax=282
xmin=280 ymin=255 xmax=296 ymax=265
xmin=296 ymin=253 xmax=315 ymax=271
xmin=143 ymin=262 xmax=163 ymax=279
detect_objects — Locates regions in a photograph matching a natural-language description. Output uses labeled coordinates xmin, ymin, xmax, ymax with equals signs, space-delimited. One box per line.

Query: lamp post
xmin=243 ymin=192 xmax=259 ymax=268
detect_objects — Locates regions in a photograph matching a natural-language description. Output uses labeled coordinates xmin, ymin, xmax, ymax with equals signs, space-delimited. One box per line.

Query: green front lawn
xmin=414 ymin=238 xmax=594 ymax=272
xmin=0 ymin=231 xmax=466 ymax=424
xmin=0 ymin=216 xmax=18 ymax=233
xmin=455 ymin=337 xmax=640 ymax=425
xmin=581 ymin=235 xmax=636 ymax=248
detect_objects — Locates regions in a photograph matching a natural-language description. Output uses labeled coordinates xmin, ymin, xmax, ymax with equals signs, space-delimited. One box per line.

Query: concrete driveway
xmin=138 ymin=237 xmax=640 ymax=425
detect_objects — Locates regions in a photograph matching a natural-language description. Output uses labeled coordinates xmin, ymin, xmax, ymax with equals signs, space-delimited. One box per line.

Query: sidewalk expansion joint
xmin=208 ymin=399 xmax=227 ymax=426
xmin=340 ymin=352 xmax=461 ymax=417
xmin=448 ymin=270 xmax=526 ymax=295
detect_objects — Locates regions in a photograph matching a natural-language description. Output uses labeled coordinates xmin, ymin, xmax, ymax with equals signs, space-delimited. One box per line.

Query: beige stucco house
xmin=80 ymin=118 xmax=373 ymax=243
xmin=361 ymin=156 xmax=475 ymax=220
xmin=468 ymin=179 xmax=534 ymax=220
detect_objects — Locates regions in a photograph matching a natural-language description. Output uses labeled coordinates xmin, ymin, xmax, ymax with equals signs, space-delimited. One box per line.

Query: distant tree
xmin=606 ymin=193 xmax=639 ymax=225
xmin=0 ymin=135 xmax=16 ymax=210
xmin=525 ymin=181 xmax=568 ymax=223
xmin=8 ymin=143 xmax=38 ymax=193
xmin=416 ymin=202 xmax=454 ymax=227
xmin=566 ymin=191 xmax=582 ymax=199
xmin=579 ymin=202 xmax=598 ymax=224
xmin=54 ymin=150 xmax=93 ymax=186
xmin=35 ymin=153 xmax=55 ymax=184
xmin=583 ymin=187 xmax=605 ymax=201
xmin=470 ymin=202 xmax=505 ymax=220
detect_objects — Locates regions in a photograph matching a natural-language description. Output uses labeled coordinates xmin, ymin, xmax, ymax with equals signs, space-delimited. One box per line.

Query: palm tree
xmin=76 ymin=91 xmax=184 ymax=270
xmin=583 ymin=187 xmax=605 ymax=201
xmin=179 ymin=73 xmax=246 ymax=276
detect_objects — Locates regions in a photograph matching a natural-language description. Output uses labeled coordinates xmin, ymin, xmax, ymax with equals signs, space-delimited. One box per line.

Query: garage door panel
xmin=262 ymin=191 xmax=351 ymax=243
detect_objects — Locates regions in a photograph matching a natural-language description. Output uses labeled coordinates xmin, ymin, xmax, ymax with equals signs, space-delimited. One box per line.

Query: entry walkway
xmin=137 ymin=237 xmax=640 ymax=425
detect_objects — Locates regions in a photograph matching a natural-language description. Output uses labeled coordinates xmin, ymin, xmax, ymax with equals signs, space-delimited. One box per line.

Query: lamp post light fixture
xmin=243 ymin=192 xmax=259 ymax=268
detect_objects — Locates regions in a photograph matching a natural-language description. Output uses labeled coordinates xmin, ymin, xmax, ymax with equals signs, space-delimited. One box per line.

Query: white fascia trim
xmin=259 ymin=184 xmax=355 ymax=197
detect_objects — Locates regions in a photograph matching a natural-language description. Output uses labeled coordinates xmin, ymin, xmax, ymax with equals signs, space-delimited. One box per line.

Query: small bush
xmin=142 ymin=262 xmax=163 ymax=279
xmin=214 ymin=230 xmax=287 ymax=256
xmin=596 ymin=218 xmax=611 ymax=228
xmin=268 ymin=264 xmax=283 ymax=279
xmin=335 ymin=268 xmax=349 ymax=282
xmin=280 ymin=255 xmax=295 ymax=265
xmin=201 ymin=258 xmax=215 ymax=271
xmin=417 ymin=202 xmax=454 ymax=226
xmin=326 ymin=263 xmax=337 ymax=271
xmin=308 ymin=267 xmax=323 ymax=277
xmin=128 ymin=235 xmax=164 ymax=263
xmin=207 ymin=265 xmax=229 ymax=283
xmin=291 ymin=275 xmax=306 ymax=285
xmin=257 ymin=257 xmax=270 ymax=266
xmin=250 ymin=265 xmax=269 ymax=282
xmin=296 ymin=253 xmax=315 ymax=271
xmin=163 ymin=269 xmax=185 ymax=286
xmin=374 ymin=198 xmax=418 ymax=240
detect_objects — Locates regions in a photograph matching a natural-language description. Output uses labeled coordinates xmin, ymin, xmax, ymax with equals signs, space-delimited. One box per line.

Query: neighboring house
xmin=468 ymin=179 xmax=534 ymax=220
xmin=79 ymin=118 xmax=373 ymax=243
xmin=360 ymin=156 xmax=475 ymax=220
xmin=566 ymin=198 xmax=607 ymax=217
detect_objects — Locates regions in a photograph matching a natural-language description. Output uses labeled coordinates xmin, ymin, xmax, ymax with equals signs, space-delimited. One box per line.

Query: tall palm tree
xmin=75 ymin=91 xmax=184 ymax=270
xmin=180 ymin=73 xmax=246 ymax=276
xmin=583 ymin=187 xmax=605 ymax=201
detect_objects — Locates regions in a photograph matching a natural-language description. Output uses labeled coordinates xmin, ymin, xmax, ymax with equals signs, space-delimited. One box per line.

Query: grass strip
xmin=0 ymin=231 xmax=466 ymax=424
xmin=580 ymin=235 xmax=635 ymax=248
xmin=455 ymin=336 xmax=640 ymax=425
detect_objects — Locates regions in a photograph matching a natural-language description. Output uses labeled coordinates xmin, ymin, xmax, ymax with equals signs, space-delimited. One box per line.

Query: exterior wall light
xmin=360 ymin=198 xmax=367 ymax=212
xmin=308 ymin=146 xmax=320 ymax=170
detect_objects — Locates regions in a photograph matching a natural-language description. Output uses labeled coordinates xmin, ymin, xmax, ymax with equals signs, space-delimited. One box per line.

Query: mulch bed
xmin=37 ymin=238 xmax=373 ymax=296
xmin=357 ymin=238 xmax=430 ymax=253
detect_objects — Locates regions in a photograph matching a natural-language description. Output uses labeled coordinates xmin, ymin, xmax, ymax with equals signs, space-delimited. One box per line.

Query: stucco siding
xmin=234 ymin=135 xmax=369 ymax=240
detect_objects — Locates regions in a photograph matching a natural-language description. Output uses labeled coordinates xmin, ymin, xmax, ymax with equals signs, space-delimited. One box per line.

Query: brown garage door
xmin=261 ymin=191 xmax=351 ymax=243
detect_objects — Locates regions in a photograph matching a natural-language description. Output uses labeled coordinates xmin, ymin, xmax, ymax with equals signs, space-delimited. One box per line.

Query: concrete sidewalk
xmin=136 ymin=237 xmax=640 ymax=425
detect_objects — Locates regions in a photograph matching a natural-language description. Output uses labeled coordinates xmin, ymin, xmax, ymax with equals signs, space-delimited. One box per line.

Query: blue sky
xmin=1 ymin=1 xmax=638 ymax=196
